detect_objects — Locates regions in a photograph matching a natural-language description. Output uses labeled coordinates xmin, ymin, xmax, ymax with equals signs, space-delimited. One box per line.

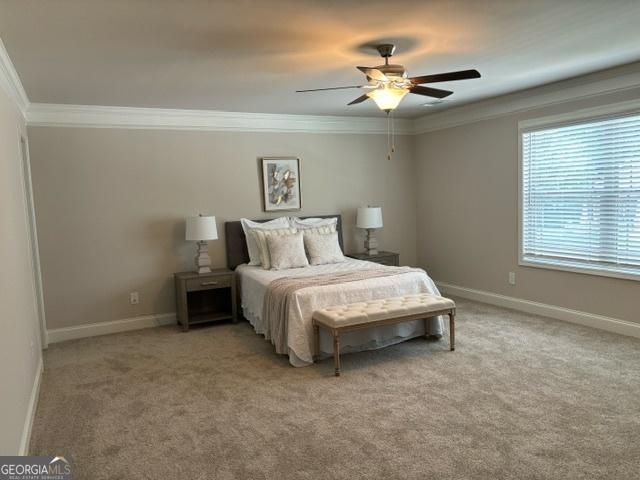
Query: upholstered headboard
xmin=225 ymin=215 xmax=343 ymax=270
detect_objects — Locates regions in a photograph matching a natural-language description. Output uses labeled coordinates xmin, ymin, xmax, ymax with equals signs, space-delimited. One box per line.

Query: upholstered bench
xmin=312 ymin=293 xmax=456 ymax=376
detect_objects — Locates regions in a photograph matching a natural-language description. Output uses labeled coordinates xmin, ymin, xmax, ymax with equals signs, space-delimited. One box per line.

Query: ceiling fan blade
xmin=296 ymin=85 xmax=365 ymax=92
xmin=410 ymin=69 xmax=481 ymax=84
xmin=357 ymin=66 xmax=388 ymax=82
xmin=409 ymin=86 xmax=453 ymax=99
xmin=348 ymin=94 xmax=370 ymax=105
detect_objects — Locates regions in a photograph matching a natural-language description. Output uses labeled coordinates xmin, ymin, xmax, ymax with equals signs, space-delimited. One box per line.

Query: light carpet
xmin=30 ymin=298 xmax=640 ymax=479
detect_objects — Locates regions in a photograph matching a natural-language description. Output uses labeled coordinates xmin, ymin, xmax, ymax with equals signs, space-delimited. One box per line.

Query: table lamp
xmin=186 ymin=215 xmax=218 ymax=273
xmin=356 ymin=207 xmax=383 ymax=255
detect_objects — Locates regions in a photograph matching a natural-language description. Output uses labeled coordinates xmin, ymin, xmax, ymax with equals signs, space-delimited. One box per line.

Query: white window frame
xmin=518 ymin=98 xmax=640 ymax=282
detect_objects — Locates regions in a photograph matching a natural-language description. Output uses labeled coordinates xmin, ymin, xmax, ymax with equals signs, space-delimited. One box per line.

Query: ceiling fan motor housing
xmin=376 ymin=44 xmax=396 ymax=58
xmin=374 ymin=44 xmax=406 ymax=77
xmin=375 ymin=64 xmax=407 ymax=78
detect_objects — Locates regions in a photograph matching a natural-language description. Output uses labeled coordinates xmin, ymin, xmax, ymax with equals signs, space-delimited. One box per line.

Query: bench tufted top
xmin=313 ymin=293 xmax=455 ymax=328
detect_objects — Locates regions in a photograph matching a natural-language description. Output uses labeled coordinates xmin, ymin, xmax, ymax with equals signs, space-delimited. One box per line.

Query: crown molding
xmin=414 ymin=64 xmax=640 ymax=134
xmin=27 ymin=103 xmax=415 ymax=135
xmin=7 ymin=31 xmax=639 ymax=137
xmin=0 ymin=38 xmax=30 ymax=117
xmin=28 ymin=63 xmax=640 ymax=135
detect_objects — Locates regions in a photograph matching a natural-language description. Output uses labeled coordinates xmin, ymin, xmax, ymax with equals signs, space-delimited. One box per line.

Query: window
xmin=520 ymin=110 xmax=640 ymax=280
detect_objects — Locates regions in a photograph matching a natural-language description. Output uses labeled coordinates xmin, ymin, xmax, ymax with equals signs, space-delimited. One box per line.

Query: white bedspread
xmin=236 ymin=258 xmax=444 ymax=366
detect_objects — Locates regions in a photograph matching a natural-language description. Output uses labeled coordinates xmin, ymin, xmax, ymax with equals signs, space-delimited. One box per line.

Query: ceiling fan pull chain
xmin=391 ymin=111 xmax=396 ymax=154
xmin=387 ymin=111 xmax=392 ymax=161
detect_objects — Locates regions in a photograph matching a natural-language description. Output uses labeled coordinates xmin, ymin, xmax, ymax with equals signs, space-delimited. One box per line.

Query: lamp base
xmin=364 ymin=229 xmax=379 ymax=256
xmin=194 ymin=240 xmax=212 ymax=274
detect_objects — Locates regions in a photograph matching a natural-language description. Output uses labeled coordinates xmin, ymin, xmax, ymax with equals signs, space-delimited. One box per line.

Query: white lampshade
xmin=186 ymin=215 xmax=218 ymax=241
xmin=357 ymin=207 xmax=383 ymax=229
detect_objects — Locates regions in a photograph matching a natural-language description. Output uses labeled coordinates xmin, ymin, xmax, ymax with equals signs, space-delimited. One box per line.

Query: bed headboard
xmin=225 ymin=215 xmax=343 ymax=270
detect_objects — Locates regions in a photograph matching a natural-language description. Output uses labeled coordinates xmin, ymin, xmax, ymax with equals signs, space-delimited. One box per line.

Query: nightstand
xmin=346 ymin=251 xmax=400 ymax=266
xmin=174 ymin=269 xmax=237 ymax=331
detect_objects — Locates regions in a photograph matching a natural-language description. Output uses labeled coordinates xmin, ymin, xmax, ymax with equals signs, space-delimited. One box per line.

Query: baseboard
xmin=19 ymin=356 xmax=43 ymax=455
xmin=436 ymin=281 xmax=640 ymax=339
xmin=47 ymin=312 xmax=177 ymax=344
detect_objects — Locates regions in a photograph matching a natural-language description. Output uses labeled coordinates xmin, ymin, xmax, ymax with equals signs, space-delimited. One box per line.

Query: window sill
xmin=519 ymin=258 xmax=640 ymax=283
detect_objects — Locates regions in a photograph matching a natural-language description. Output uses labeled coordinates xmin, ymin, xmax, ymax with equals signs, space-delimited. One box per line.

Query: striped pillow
xmin=240 ymin=217 xmax=290 ymax=265
xmin=304 ymin=225 xmax=335 ymax=235
xmin=290 ymin=217 xmax=337 ymax=234
xmin=251 ymin=227 xmax=297 ymax=270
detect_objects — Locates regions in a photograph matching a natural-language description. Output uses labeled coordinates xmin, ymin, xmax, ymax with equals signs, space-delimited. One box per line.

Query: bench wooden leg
xmin=449 ymin=311 xmax=455 ymax=351
xmin=423 ymin=317 xmax=428 ymax=339
xmin=313 ymin=323 xmax=320 ymax=362
xmin=333 ymin=332 xmax=341 ymax=377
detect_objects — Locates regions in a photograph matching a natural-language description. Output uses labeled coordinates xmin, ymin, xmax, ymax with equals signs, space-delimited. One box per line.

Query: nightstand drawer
xmin=346 ymin=251 xmax=400 ymax=266
xmin=375 ymin=257 xmax=399 ymax=266
xmin=186 ymin=275 xmax=232 ymax=292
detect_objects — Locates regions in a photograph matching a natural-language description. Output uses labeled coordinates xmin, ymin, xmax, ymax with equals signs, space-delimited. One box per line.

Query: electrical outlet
xmin=130 ymin=291 xmax=139 ymax=305
xmin=508 ymin=272 xmax=516 ymax=285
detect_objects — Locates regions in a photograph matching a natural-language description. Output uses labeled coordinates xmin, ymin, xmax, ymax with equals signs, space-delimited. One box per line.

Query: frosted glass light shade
xmin=186 ymin=215 xmax=218 ymax=241
xmin=367 ymin=86 xmax=409 ymax=111
xmin=357 ymin=207 xmax=383 ymax=229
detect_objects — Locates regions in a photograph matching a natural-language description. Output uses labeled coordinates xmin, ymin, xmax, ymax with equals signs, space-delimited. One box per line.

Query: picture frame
xmin=260 ymin=157 xmax=302 ymax=212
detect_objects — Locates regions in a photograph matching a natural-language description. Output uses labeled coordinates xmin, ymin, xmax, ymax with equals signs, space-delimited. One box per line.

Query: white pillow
xmin=252 ymin=227 xmax=297 ymax=269
xmin=267 ymin=232 xmax=309 ymax=270
xmin=240 ymin=217 xmax=290 ymax=265
xmin=289 ymin=216 xmax=337 ymax=234
xmin=303 ymin=231 xmax=345 ymax=265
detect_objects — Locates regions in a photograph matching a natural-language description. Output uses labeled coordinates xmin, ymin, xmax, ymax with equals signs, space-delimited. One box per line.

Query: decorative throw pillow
xmin=252 ymin=227 xmax=297 ymax=269
xmin=303 ymin=231 xmax=345 ymax=265
xmin=289 ymin=216 xmax=337 ymax=234
xmin=240 ymin=217 xmax=290 ymax=265
xmin=267 ymin=232 xmax=309 ymax=270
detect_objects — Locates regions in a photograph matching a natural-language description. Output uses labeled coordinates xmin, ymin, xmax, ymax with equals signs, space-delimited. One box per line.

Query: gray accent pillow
xmin=267 ymin=232 xmax=309 ymax=270
xmin=303 ymin=231 xmax=345 ymax=265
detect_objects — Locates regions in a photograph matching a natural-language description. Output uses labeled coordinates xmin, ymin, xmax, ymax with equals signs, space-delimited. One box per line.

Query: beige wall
xmin=0 ymin=88 xmax=42 ymax=453
xmin=24 ymin=68 xmax=640 ymax=334
xmin=27 ymin=128 xmax=417 ymax=329
xmin=415 ymin=87 xmax=640 ymax=324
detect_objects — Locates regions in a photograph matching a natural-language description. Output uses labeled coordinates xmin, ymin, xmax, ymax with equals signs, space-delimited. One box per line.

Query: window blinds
xmin=521 ymin=112 xmax=640 ymax=278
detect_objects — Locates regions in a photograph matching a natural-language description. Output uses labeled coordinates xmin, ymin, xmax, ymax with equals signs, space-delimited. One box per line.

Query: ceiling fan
xmin=296 ymin=44 xmax=481 ymax=112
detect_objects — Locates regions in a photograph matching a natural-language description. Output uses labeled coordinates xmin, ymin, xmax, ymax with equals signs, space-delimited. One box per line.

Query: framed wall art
xmin=260 ymin=157 xmax=301 ymax=212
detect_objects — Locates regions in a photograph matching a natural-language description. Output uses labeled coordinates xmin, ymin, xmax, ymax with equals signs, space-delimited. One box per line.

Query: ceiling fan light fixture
xmin=367 ymin=85 xmax=409 ymax=112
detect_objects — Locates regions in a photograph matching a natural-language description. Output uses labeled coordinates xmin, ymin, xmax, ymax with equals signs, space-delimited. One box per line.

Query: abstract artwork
xmin=260 ymin=157 xmax=301 ymax=211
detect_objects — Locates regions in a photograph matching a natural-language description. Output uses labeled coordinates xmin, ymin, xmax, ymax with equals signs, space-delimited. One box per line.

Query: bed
xmin=225 ymin=215 xmax=444 ymax=367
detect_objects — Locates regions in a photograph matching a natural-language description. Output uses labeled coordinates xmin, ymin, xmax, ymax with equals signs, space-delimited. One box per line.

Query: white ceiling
xmin=1 ymin=0 xmax=639 ymax=118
